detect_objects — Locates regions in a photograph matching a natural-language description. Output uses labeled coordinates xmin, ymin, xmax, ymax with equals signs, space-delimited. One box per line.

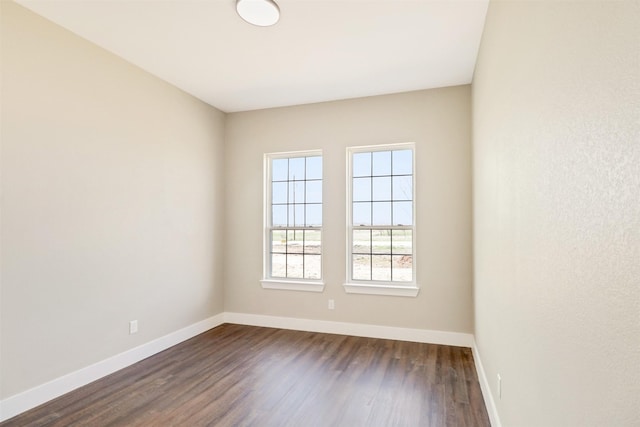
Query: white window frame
xmin=344 ymin=143 xmax=419 ymax=297
xmin=261 ymin=150 xmax=325 ymax=292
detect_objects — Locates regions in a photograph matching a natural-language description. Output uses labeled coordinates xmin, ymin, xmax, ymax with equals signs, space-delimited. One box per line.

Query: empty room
xmin=1 ymin=0 xmax=638 ymax=426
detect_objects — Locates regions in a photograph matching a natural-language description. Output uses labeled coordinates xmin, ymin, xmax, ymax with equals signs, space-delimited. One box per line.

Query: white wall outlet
xmin=328 ymin=299 xmax=335 ymax=310
xmin=129 ymin=320 xmax=138 ymax=335
xmin=497 ymin=374 xmax=502 ymax=399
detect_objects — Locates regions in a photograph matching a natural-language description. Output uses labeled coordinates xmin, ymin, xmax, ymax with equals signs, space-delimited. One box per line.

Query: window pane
xmin=290 ymin=204 xmax=305 ymax=227
xmin=392 ymin=255 xmax=412 ymax=282
xmin=392 ymin=201 xmax=412 ymax=226
xmin=306 ymin=156 xmax=322 ymax=180
xmin=272 ymin=205 xmax=287 ymax=226
xmin=289 ymin=181 xmax=305 ymax=204
xmin=353 ymin=177 xmax=371 ymax=202
xmin=271 ymin=230 xmax=286 ymax=253
xmin=287 ymin=254 xmax=304 ymax=278
xmin=306 ymin=180 xmax=322 ymax=203
xmin=352 ymin=229 xmax=371 ymax=254
xmin=304 ymin=230 xmax=321 ymax=254
xmin=352 ymin=254 xmax=371 ymax=280
xmin=272 ymin=182 xmax=287 ymax=204
xmin=372 ymin=176 xmax=391 ymax=201
xmin=272 ymin=158 xmax=288 ymax=181
xmin=372 ymin=202 xmax=391 ymax=225
xmin=353 ymin=152 xmax=371 ymax=177
xmin=353 ymin=202 xmax=371 ymax=226
xmin=304 ymin=255 xmax=321 ymax=279
xmin=287 ymin=230 xmax=303 ymax=254
xmin=392 ymin=175 xmax=412 ymax=201
xmin=372 ymin=230 xmax=391 ymax=254
xmin=271 ymin=253 xmax=286 ymax=278
xmin=305 ymin=204 xmax=322 ymax=227
xmin=372 ymin=151 xmax=391 ymax=176
xmin=289 ymin=157 xmax=305 ymax=180
xmin=392 ymin=230 xmax=412 ymax=255
xmin=392 ymin=150 xmax=412 ymax=175
xmin=372 ymin=255 xmax=391 ymax=281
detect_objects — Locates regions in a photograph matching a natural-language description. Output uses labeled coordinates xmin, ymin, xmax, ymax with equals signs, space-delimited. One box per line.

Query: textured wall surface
xmin=1 ymin=2 xmax=226 ymax=398
xmin=224 ymin=87 xmax=473 ymax=333
xmin=473 ymin=1 xmax=640 ymax=426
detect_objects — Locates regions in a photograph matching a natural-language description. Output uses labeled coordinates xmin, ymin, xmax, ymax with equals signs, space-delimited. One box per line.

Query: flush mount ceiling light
xmin=236 ymin=0 xmax=280 ymax=27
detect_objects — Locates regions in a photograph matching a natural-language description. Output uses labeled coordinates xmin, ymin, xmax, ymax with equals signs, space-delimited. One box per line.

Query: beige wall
xmin=473 ymin=1 xmax=640 ymax=426
xmin=224 ymin=87 xmax=473 ymax=333
xmin=1 ymin=1 xmax=226 ymax=398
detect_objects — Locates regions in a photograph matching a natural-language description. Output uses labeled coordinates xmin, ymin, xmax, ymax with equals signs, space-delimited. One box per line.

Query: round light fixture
xmin=236 ymin=0 xmax=280 ymax=27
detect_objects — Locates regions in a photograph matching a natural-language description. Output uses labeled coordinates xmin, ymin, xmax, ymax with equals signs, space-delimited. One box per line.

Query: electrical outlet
xmin=497 ymin=374 xmax=502 ymax=399
xmin=328 ymin=299 xmax=335 ymax=310
xmin=129 ymin=320 xmax=138 ymax=335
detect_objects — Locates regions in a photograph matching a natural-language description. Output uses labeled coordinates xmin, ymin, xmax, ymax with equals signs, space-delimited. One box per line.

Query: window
xmin=261 ymin=151 xmax=324 ymax=292
xmin=345 ymin=144 xmax=418 ymax=297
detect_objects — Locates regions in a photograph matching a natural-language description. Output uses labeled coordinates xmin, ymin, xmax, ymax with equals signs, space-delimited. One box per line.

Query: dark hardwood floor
xmin=1 ymin=324 xmax=491 ymax=427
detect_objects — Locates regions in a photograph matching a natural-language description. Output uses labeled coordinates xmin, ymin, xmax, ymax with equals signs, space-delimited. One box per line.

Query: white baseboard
xmin=472 ymin=342 xmax=502 ymax=427
xmin=0 ymin=313 xmax=225 ymax=422
xmin=224 ymin=312 xmax=475 ymax=348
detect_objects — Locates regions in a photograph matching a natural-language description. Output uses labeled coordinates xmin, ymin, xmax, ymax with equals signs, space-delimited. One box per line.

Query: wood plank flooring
xmin=1 ymin=324 xmax=491 ymax=427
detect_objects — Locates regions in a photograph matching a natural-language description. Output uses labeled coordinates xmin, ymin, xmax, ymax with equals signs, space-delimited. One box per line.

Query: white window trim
xmin=343 ymin=282 xmax=419 ymax=297
xmin=260 ymin=279 xmax=324 ymax=292
xmin=262 ymin=150 xmax=325 ymax=292
xmin=344 ymin=143 xmax=419 ymax=297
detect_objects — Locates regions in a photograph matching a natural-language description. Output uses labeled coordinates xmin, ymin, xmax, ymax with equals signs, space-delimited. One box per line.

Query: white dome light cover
xmin=236 ymin=0 xmax=280 ymax=27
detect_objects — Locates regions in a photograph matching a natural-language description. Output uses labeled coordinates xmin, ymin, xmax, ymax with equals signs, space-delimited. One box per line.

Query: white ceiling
xmin=16 ymin=0 xmax=489 ymax=113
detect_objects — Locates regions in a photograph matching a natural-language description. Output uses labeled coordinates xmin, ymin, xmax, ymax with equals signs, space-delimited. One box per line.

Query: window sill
xmin=342 ymin=282 xmax=420 ymax=297
xmin=260 ymin=279 xmax=325 ymax=293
